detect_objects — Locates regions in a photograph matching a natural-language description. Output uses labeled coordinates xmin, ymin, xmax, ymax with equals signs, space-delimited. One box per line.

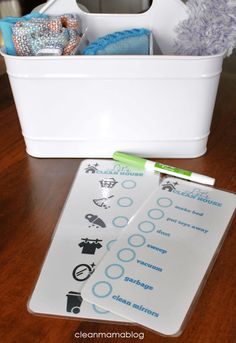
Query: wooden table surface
xmin=0 ymin=72 xmax=236 ymax=343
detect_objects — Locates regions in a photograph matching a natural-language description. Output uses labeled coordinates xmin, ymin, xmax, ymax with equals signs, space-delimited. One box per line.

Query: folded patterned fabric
xmin=0 ymin=12 xmax=47 ymax=55
xmin=11 ymin=13 xmax=81 ymax=56
xmin=0 ymin=13 xmax=81 ymax=56
xmin=83 ymin=28 xmax=151 ymax=55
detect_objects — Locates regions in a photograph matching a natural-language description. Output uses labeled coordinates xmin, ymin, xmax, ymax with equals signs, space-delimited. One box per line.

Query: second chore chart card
xmin=82 ymin=178 xmax=236 ymax=335
xmin=29 ymin=160 xmax=159 ymax=321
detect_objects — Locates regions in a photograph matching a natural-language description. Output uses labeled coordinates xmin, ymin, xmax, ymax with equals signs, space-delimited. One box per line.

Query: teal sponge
xmin=83 ymin=28 xmax=151 ymax=55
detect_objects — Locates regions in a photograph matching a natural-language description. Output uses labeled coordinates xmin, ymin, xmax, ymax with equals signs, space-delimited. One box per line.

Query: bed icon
xmin=66 ymin=291 xmax=83 ymax=314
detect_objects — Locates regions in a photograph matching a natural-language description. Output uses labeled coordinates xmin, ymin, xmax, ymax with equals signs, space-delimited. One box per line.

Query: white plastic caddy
xmin=1 ymin=0 xmax=224 ymax=158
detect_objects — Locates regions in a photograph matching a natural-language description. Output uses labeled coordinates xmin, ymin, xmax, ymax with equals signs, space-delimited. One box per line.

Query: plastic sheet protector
xmin=82 ymin=178 xmax=236 ymax=335
xmin=29 ymin=159 xmax=159 ymax=322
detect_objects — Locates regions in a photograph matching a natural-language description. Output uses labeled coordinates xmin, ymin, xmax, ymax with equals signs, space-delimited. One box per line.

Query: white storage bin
xmin=0 ymin=0 xmax=224 ymax=158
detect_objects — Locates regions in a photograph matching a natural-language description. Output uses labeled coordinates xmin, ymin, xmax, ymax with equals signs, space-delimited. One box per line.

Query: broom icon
xmin=93 ymin=195 xmax=114 ymax=209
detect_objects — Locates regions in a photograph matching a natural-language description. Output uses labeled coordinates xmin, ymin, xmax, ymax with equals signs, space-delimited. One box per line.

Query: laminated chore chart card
xmin=82 ymin=178 xmax=236 ymax=335
xmin=29 ymin=160 xmax=159 ymax=322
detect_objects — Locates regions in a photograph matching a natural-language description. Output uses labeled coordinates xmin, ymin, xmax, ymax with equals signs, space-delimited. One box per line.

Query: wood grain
xmin=0 ymin=72 xmax=235 ymax=343
xmin=0 ymin=56 xmax=6 ymax=75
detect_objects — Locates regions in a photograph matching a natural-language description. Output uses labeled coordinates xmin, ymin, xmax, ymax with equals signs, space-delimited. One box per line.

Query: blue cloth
xmin=0 ymin=12 xmax=47 ymax=55
xmin=83 ymin=28 xmax=151 ymax=55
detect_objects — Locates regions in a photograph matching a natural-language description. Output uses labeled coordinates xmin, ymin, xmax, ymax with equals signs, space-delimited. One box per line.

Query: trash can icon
xmin=66 ymin=291 xmax=83 ymax=314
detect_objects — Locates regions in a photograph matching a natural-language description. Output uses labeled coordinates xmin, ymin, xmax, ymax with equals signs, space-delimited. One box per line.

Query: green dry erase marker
xmin=113 ymin=152 xmax=215 ymax=186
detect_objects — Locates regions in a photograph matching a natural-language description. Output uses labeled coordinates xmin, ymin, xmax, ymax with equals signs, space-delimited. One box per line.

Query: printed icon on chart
xmin=189 ymin=188 xmax=208 ymax=199
xmin=161 ymin=181 xmax=178 ymax=192
xmin=84 ymin=163 xmax=99 ymax=174
xmin=66 ymin=291 xmax=83 ymax=314
xmin=72 ymin=263 xmax=96 ymax=282
xmin=85 ymin=214 xmax=106 ymax=228
xmin=78 ymin=238 xmax=103 ymax=255
xmin=93 ymin=195 xmax=114 ymax=209
xmin=99 ymin=178 xmax=118 ymax=189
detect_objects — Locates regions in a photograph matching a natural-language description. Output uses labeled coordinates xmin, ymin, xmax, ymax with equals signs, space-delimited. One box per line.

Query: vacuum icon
xmin=85 ymin=214 xmax=106 ymax=228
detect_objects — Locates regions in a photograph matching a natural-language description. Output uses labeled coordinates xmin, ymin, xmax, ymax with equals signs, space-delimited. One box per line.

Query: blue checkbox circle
xmin=121 ymin=180 xmax=137 ymax=189
xmin=138 ymin=220 xmax=155 ymax=233
xmin=92 ymin=304 xmax=110 ymax=314
xmin=117 ymin=197 xmax=134 ymax=208
xmin=148 ymin=208 xmax=164 ymax=220
xmin=92 ymin=281 xmax=112 ymax=298
xmin=105 ymin=264 xmax=125 ymax=279
xmin=106 ymin=239 xmax=117 ymax=251
xmin=157 ymin=197 xmax=173 ymax=208
xmin=112 ymin=216 xmax=129 ymax=228
xmin=128 ymin=234 xmax=146 ymax=247
xmin=117 ymin=248 xmax=136 ymax=262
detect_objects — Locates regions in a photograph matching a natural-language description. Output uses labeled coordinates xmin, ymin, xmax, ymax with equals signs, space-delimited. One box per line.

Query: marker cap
xmin=113 ymin=152 xmax=146 ymax=169
xmin=191 ymin=173 xmax=215 ymax=186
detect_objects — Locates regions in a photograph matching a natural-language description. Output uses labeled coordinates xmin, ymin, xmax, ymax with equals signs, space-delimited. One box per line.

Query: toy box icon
xmin=99 ymin=178 xmax=118 ymax=188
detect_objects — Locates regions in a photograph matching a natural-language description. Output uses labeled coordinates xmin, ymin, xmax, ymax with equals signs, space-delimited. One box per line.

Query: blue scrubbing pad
xmin=83 ymin=28 xmax=151 ymax=55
